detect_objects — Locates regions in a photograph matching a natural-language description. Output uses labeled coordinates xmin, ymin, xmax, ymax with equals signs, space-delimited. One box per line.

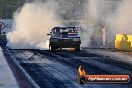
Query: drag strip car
xmin=47 ymin=27 xmax=81 ymax=51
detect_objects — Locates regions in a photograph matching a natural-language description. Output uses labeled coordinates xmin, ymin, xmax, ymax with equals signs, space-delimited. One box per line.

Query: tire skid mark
xmin=9 ymin=49 xmax=82 ymax=88
xmin=8 ymin=49 xmax=132 ymax=88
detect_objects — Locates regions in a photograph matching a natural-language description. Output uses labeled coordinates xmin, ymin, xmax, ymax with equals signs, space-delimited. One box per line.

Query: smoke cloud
xmin=81 ymin=0 xmax=132 ymax=48
xmin=112 ymin=0 xmax=132 ymax=34
xmin=7 ymin=1 xmax=61 ymax=49
xmin=80 ymin=0 xmax=99 ymax=47
xmin=7 ymin=0 xmax=132 ymax=49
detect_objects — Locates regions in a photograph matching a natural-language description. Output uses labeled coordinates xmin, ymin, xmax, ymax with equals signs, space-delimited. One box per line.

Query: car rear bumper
xmin=50 ymin=41 xmax=81 ymax=48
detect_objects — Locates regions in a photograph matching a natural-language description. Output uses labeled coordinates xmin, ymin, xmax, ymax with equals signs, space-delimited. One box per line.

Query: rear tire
xmin=75 ymin=45 xmax=80 ymax=51
xmin=51 ymin=46 xmax=55 ymax=51
xmin=49 ymin=44 xmax=51 ymax=51
xmin=60 ymin=47 xmax=62 ymax=51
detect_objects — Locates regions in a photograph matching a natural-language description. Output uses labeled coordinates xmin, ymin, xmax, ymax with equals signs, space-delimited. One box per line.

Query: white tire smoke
xmin=7 ymin=1 xmax=61 ymax=49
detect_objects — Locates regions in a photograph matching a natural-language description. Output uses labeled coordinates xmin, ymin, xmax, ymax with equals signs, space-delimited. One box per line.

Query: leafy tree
xmin=0 ymin=0 xmax=25 ymax=19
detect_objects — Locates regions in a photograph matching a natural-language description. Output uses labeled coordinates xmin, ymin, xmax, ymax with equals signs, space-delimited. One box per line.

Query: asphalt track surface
xmin=4 ymin=49 xmax=132 ymax=88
